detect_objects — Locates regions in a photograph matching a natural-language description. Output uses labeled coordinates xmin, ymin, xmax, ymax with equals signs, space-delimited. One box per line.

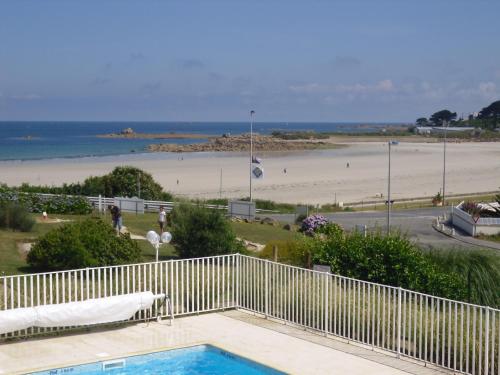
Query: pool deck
xmin=0 ymin=310 xmax=451 ymax=375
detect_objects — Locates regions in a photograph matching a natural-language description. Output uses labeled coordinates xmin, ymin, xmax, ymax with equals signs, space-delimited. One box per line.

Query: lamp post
xmin=442 ymin=120 xmax=449 ymax=216
xmin=249 ymin=110 xmax=255 ymax=202
xmin=147 ymin=230 xmax=172 ymax=262
xmin=387 ymin=140 xmax=399 ymax=234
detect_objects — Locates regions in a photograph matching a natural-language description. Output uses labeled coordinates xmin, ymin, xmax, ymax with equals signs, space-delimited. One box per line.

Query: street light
xmin=387 ymin=140 xmax=399 ymax=234
xmin=442 ymin=120 xmax=449 ymax=217
xmin=147 ymin=230 xmax=172 ymax=262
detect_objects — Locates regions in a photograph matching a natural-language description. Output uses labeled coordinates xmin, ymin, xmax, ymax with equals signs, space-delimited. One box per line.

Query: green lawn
xmin=0 ymin=212 xmax=297 ymax=276
xmin=122 ymin=212 xmax=299 ymax=245
xmin=0 ymin=218 xmax=69 ymax=276
xmin=230 ymin=221 xmax=298 ymax=244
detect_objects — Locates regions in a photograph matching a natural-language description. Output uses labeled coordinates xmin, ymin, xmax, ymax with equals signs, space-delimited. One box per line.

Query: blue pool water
xmin=31 ymin=344 xmax=285 ymax=374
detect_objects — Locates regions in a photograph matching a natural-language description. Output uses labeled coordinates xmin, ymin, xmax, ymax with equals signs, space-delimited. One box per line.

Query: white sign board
xmin=228 ymin=200 xmax=256 ymax=220
xmin=114 ymin=197 xmax=145 ymax=214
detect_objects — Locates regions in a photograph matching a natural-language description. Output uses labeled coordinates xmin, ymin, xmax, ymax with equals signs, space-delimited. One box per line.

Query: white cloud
xmin=479 ymin=82 xmax=496 ymax=96
xmin=456 ymin=82 xmax=498 ymax=100
xmin=290 ymin=79 xmax=395 ymax=95
xmin=288 ymin=83 xmax=326 ymax=94
xmin=376 ymin=79 xmax=394 ymax=92
xmin=9 ymin=93 xmax=41 ymax=100
xmin=336 ymin=79 xmax=394 ymax=94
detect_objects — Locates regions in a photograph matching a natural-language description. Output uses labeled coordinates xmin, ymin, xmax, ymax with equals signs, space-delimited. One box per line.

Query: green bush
xmin=295 ymin=213 xmax=307 ymax=224
xmin=0 ymin=202 xmax=35 ymax=232
xmin=0 ymin=186 xmax=92 ymax=214
xmin=80 ymin=166 xmax=172 ymax=200
xmin=27 ymin=218 xmax=141 ymax=271
xmin=427 ymin=250 xmax=500 ymax=308
xmin=9 ymin=166 xmax=173 ymax=201
xmin=171 ymin=203 xmax=244 ymax=258
xmin=306 ymin=227 xmax=466 ymax=301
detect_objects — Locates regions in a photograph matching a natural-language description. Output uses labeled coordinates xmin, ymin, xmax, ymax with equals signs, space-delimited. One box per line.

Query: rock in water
xmin=121 ymin=127 xmax=134 ymax=135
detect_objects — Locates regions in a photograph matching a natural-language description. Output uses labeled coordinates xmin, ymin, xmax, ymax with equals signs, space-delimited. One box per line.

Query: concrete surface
xmin=0 ymin=310 xmax=452 ymax=375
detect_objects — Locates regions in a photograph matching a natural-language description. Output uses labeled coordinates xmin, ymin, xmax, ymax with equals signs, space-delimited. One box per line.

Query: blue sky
xmin=0 ymin=0 xmax=499 ymax=122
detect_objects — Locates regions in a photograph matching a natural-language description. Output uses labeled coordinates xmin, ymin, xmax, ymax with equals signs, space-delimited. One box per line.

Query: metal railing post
xmin=324 ymin=272 xmax=329 ymax=336
xmin=397 ymin=287 xmax=402 ymax=358
xmin=485 ymin=307 xmax=490 ymax=374
xmin=236 ymin=254 xmax=240 ymax=308
xmin=265 ymin=260 xmax=269 ymax=318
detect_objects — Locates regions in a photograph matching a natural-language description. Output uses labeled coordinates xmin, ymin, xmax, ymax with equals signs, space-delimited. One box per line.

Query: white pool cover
xmin=0 ymin=291 xmax=163 ymax=335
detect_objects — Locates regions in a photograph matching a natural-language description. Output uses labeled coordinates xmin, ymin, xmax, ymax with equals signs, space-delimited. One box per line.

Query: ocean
xmin=0 ymin=121 xmax=404 ymax=161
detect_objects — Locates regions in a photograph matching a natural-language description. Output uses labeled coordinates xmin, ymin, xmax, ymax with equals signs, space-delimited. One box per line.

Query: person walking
xmin=109 ymin=205 xmax=122 ymax=234
xmin=158 ymin=206 xmax=167 ymax=234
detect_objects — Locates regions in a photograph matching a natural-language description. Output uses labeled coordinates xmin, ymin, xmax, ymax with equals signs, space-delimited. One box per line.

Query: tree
xmin=80 ymin=166 xmax=172 ymax=200
xmin=415 ymin=117 xmax=428 ymax=126
xmin=478 ymin=100 xmax=500 ymax=129
xmin=478 ymin=100 xmax=500 ymax=119
xmin=170 ymin=203 xmax=244 ymax=258
xmin=430 ymin=109 xmax=457 ymax=126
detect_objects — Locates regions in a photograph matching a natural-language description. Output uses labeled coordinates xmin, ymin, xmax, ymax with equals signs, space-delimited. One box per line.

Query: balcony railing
xmin=1 ymin=254 xmax=498 ymax=374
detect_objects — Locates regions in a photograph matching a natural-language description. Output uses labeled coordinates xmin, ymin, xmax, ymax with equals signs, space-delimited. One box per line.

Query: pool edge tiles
xmin=29 ymin=344 xmax=286 ymax=375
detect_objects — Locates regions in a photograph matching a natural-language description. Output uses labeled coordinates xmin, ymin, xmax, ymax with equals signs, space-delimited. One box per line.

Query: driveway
xmin=266 ymin=208 xmax=494 ymax=250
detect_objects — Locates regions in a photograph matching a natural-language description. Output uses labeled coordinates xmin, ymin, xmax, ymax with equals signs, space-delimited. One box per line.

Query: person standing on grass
xmin=109 ymin=205 xmax=122 ymax=234
xmin=158 ymin=206 xmax=167 ymax=234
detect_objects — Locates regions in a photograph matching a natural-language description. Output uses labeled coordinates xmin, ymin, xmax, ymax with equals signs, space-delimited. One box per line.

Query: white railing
xmin=0 ymin=255 xmax=237 ymax=338
xmin=237 ymin=255 xmax=499 ymax=375
xmin=454 ymin=203 xmax=500 ymax=225
xmin=1 ymin=254 xmax=498 ymax=374
xmin=22 ymin=192 xmax=275 ymax=213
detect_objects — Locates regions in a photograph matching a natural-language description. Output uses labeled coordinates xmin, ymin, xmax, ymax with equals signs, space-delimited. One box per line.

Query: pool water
xmin=31 ymin=344 xmax=284 ymax=374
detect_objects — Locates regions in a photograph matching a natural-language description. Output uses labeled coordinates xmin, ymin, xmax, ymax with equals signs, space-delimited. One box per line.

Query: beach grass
xmin=476 ymin=233 xmax=500 ymax=243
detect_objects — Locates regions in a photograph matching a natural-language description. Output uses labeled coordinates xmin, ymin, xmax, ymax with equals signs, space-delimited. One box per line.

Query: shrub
xmin=0 ymin=202 xmax=35 ymax=232
xmin=80 ymin=166 xmax=172 ymax=200
xmin=27 ymin=218 xmax=141 ymax=271
xmin=8 ymin=166 xmax=174 ymax=201
xmin=205 ymin=198 xmax=229 ymax=206
xmin=170 ymin=203 xmax=244 ymax=258
xmin=427 ymin=250 xmax=500 ymax=308
xmin=0 ymin=186 xmax=92 ymax=214
xmin=295 ymin=213 xmax=307 ymax=224
xmin=259 ymin=239 xmax=310 ymax=267
xmin=307 ymin=229 xmax=466 ymax=301
xmin=300 ymin=214 xmax=329 ymax=235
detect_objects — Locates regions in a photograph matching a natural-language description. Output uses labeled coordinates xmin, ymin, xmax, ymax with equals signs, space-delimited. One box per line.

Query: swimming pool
xmin=31 ymin=344 xmax=285 ymax=374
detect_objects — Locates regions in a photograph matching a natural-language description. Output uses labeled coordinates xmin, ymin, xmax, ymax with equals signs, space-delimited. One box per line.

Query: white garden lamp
xmin=147 ymin=230 xmax=172 ymax=262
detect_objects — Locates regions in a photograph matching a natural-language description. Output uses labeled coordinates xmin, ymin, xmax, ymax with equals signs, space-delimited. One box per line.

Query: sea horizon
xmin=0 ymin=121 xmax=408 ymax=162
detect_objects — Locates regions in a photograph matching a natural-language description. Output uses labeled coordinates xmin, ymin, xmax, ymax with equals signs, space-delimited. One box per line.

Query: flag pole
xmin=249 ymin=110 xmax=255 ymax=202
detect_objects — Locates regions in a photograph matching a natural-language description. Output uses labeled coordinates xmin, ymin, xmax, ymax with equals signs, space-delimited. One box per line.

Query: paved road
xmin=266 ymin=207 xmax=493 ymax=250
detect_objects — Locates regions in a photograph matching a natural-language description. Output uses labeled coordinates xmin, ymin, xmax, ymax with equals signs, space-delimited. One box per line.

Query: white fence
xmin=452 ymin=204 xmax=500 ymax=236
xmin=1 ymin=255 xmax=499 ymax=374
xmin=31 ymin=193 xmax=272 ymax=214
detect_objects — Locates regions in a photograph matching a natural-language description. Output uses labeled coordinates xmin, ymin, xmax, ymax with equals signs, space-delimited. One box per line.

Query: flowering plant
xmin=0 ymin=186 xmax=92 ymax=214
xmin=300 ymin=214 xmax=328 ymax=235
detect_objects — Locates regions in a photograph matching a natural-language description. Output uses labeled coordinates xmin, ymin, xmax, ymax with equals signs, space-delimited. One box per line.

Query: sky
xmin=0 ymin=0 xmax=499 ymax=122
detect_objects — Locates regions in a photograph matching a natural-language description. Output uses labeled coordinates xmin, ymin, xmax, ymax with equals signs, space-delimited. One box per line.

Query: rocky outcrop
xmin=147 ymin=134 xmax=336 ymax=153
xmin=121 ymin=127 xmax=135 ymax=135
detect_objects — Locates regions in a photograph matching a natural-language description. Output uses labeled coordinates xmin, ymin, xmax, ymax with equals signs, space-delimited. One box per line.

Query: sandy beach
xmin=0 ymin=141 xmax=499 ymax=205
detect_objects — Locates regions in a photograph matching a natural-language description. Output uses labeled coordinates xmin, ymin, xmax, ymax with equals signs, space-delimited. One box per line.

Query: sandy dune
xmin=1 ymin=142 xmax=499 ymax=205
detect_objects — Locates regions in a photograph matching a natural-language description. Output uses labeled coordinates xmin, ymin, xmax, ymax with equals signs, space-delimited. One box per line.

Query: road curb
xmin=432 ymin=221 xmax=500 ymax=251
